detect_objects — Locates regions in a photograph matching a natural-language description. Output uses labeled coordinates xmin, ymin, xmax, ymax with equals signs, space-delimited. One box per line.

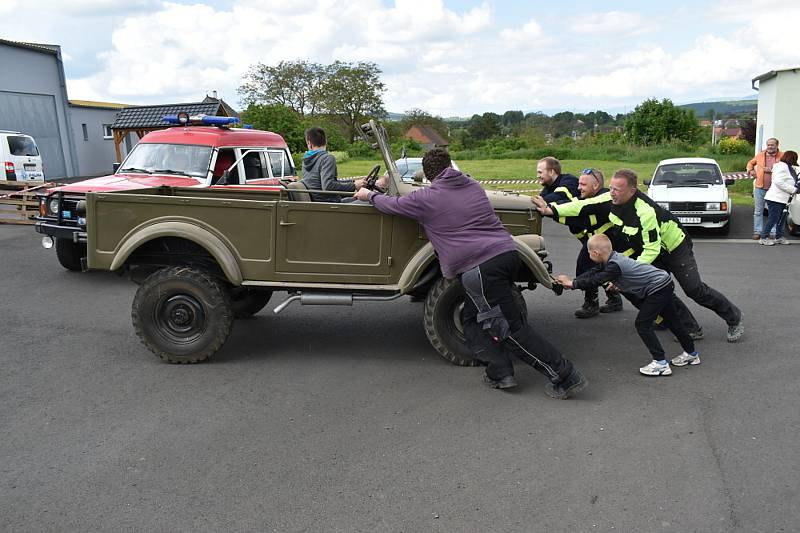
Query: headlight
xmin=47 ymin=197 xmax=60 ymax=215
xmin=657 ymin=202 xmax=669 ymax=210
xmin=705 ymin=202 xmax=720 ymax=211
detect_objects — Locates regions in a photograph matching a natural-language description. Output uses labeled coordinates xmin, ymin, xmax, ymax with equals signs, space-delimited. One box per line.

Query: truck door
xmin=275 ymin=199 xmax=393 ymax=281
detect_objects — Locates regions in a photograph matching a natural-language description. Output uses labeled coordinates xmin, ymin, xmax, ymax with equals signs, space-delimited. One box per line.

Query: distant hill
xmin=678 ymin=99 xmax=757 ymax=117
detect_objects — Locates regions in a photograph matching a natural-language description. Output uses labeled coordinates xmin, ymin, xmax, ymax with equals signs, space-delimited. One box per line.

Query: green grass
xmin=335 ymin=158 xmax=755 ymax=205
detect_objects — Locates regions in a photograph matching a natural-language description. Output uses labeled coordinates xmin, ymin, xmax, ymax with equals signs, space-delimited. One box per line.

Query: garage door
xmin=0 ymin=91 xmax=67 ymax=179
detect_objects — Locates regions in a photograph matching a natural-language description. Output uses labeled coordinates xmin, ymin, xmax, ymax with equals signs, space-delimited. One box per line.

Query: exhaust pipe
xmin=273 ymin=291 xmax=402 ymax=314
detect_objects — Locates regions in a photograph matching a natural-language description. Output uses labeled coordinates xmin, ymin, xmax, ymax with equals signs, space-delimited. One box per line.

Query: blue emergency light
xmin=163 ymin=113 xmax=240 ymax=126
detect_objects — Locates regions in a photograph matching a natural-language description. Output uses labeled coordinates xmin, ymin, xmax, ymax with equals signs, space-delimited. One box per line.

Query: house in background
xmin=0 ymin=39 xmax=78 ymax=179
xmin=752 ymin=67 xmax=800 ymax=152
xmin=69 ymin=100 xmax=136 ymax=176
xmin=403 ymin=124 xmax=449 ymax=150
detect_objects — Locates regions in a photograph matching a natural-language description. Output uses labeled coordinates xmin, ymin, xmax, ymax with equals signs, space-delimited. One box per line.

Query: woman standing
xmin=760 ymin=150 xmax=800 ymax=246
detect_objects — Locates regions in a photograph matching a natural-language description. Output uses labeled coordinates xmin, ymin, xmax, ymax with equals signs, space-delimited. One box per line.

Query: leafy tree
xmin=740 ymin=118 xmax=757 ymax=145
xmin=240 ymin=104 xmax=306 ymax=152
xmin=467 ymin=112 xmax=501 ymax=141
xmin=624 ymin=98 xmax=701 ymax=145
xmin=401 ymin=108 xmax=449 ymax=140
xmin=501 ymin=110 xmax=524 ymax=132
xmin=238 ymin=60 xmax=326 ymax=116
xmin=319 ymin=61 xmax=387 ymax=142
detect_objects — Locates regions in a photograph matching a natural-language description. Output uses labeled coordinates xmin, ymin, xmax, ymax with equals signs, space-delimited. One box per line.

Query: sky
xmin=2 ymin=0 xmax=798 ymax=117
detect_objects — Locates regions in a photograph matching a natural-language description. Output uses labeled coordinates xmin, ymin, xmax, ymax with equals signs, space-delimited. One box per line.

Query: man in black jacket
xmin=536 ymin=156 xmax=579 ymax=205
xmin=300 ymin=127 xmax=364 ymax=202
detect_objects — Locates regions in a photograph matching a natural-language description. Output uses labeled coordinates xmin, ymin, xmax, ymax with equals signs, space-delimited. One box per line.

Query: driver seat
xmin=286 ymin=181 xmax=312 ymax=202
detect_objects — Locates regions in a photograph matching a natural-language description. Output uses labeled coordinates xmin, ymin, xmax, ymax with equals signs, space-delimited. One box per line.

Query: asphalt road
xmin=1 ymin=216 xmax=799 ymax=532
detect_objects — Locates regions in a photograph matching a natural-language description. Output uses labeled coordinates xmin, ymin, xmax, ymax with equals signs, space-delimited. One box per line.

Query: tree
xmin=238 ymin=60 xmax=326 ymax=116
xmin=240 ymin=104 xmax=307 ymax=152
xmin=624 ymin=98 xmax=701 ymax=145
xmin=467 ymin=112 xmax=501 ymax=141
xmin=740 ymin=118 xmax=757 ymax=145
xmin=319 ymin=61 xmax=386 ymax=142
xmin=501 ymin=110 xmax=524 ymax=132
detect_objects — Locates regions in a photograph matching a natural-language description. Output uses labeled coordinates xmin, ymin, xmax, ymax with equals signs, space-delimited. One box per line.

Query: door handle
xmin=279 ymin=221 xmax=296 ymax=226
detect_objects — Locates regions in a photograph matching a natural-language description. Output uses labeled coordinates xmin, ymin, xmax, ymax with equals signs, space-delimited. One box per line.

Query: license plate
xmin=24 ymin=164 xmax=36 ymax=170
xmin=678 ymin=217 xmax=701 ymax=224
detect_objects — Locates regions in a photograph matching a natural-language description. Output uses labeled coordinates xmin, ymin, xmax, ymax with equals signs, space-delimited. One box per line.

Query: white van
xmin=1 ymin=131 xmax=45 ymax=182
xmin=646 ymin=157 xmax=734 ymax=235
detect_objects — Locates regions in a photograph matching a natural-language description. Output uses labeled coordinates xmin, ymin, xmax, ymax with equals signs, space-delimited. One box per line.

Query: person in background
xmin=535 ymin=156 xmax=579 ymax=205
xmin=759 ymin=150 xmax=799 ymax=246
xmin=747 ymin=138 xmax=783 ymax=240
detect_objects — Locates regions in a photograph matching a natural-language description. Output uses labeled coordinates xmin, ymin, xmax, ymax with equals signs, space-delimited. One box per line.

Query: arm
xmin=746 ymin=154 xmax=759 ymax=175
xmin=571 ymin=262 xmax=621 ymax=291
xmin=319 ymin=154 xmax=356 ymax=193
xmin=772 ymin=164 xmax=798 ymax=195
xmin=363 ymin=189 xmax=429 ymax=222
xmin=634 ymin=202 xmax=662 ymax=264
xmin=550 ymin=192 xmax=612 ymax=219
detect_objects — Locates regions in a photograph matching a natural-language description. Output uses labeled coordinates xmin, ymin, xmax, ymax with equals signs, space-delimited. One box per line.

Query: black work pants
xmin=461 ymin=251 xmax=573 ymax=383
xmin=628 ymin=282 xmax=695 ymax=359
xmin=575 ymin=241 xmax=598 ymax=301
xmin=653 ymin=241 xmax=742 ymax=330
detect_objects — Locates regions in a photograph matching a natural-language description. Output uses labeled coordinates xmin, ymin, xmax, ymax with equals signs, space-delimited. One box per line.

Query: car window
xmin=267 ymin=150 xmax=293 ymax=178
xmin=121 ymin=143 xmax=212 ymax=178
xmin=7 ymin=136 xmax=39 ymax=156
xmin=653 ymin=163 xmax=722 ymax=185
xmin=242 ymin=151 xmax=265 ymax=181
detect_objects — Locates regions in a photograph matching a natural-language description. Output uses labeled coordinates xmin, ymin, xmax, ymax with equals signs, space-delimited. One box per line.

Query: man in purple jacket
xmin=354 ymin=148 xmax=586 ymax=398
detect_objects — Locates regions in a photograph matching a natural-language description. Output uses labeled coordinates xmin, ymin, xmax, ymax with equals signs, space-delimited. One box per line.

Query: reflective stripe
xmin=594 ymin=222 xmax=614 ymax=235
xmin=589 ymin=214 xmax=597 ymax=226
xmin=622 ymin=248 xmax=635 ymax=256
xmin=554 ymin=186 xmax=575 ymax=201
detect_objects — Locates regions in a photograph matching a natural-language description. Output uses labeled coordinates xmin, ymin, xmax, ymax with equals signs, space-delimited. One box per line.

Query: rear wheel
xmin=55 ymin=238 xmax=85 ymax=271
xmin=423 ymin=277 xmax=527 ymax=366
xmin=132 ymin=266 xmax=233 ymax=363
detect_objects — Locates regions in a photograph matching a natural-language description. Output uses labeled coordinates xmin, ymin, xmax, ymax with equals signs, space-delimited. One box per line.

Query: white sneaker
xmin=759 ymin=238 xmax=775 ymax=246
xmin=775 ymin=237 xmax=790 ymax=245
xmin=671 ymin=351 xmax=700 ymax=367
xmin=640 ymin=360 xmax=672 ymax=376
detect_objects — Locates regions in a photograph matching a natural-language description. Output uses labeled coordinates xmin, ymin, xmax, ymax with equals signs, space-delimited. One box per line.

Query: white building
xmin=751 ymin=68 xmax=800 ymax=153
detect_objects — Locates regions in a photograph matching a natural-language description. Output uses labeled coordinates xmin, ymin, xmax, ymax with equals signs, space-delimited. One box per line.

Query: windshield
xmin=7 ymin=135 xmax=39 ymax=156
xmin=652 ymin=163 xmax=723 ymax=186
xmin=119 ymin=143 xmax=213 ymax=178
xmin=395 ymin=159 xmax=423 ymax=179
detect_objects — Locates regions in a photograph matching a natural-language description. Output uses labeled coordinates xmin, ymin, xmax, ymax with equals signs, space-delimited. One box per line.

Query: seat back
xmin=696 ymin=170 xmax=713 ymax=182
xmin=286 ymin=181 xmax=312 ymax=202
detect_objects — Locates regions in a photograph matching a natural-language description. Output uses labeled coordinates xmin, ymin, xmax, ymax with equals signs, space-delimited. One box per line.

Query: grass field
xmin=336 ymin=158 xmax=755 ymax=206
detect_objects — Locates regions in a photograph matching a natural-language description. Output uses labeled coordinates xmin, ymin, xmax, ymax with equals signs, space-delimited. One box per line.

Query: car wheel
xmin=717 ymin=221 xmax=730 ymax=236
xmin=230 ymin=287 xmax=272 ymax=318
xmin=55 ymin=238 xmax=85 ymax=271
xmin=132 ymin=266 xmax=233 ymax=363
xmin=423 ymin=277 xmax=527 ymax=367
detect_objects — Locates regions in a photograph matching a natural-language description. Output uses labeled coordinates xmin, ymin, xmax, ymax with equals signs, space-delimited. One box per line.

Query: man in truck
xmin=301 ymin=127 xmax=365 ymax=201
xmin=355 ymin=148 xmax=587 ymax=399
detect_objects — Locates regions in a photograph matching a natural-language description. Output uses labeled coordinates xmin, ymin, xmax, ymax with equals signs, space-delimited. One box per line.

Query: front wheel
xmin=55 ymin=238 xmax=85 ymax=271
xmin=423 ymin=277 xmax=527 ymax=366
xmin=132 ymin=266 xmax=233 ymax=363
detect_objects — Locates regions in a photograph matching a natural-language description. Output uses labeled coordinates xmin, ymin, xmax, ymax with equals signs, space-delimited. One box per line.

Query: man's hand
xmin=531 ymin=195 xmax=554 ymax=216
xmin=354 ymin=188 xmax=372 ymax=201
xmin=556 ymin=274 xmax=573 ymax=289
xmin=354 ymin=178 xmax=366 ymax=190
xmin=747 ymin=169 xmax=755 ymax=177
xmin=604 ymin=282 xmax=620 ymax=294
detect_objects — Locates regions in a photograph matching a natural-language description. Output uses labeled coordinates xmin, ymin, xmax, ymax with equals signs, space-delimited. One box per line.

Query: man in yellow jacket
xmin=747 ymin=138 xmax=783 ymax=240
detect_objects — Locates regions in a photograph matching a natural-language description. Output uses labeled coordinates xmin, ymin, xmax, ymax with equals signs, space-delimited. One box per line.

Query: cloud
xmin=569 ymin=11 xmax=650 ymax=35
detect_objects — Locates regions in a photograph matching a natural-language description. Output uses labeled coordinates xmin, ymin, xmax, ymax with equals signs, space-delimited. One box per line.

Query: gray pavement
xmin=1 ymin=219 xmax=799 ymax=532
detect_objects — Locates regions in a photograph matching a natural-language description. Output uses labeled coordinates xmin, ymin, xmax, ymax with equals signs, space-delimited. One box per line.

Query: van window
xmin=7 ymin=136 xmax=39 ymax=156
xmin=268 ymin=150 xmax=293 ymax=178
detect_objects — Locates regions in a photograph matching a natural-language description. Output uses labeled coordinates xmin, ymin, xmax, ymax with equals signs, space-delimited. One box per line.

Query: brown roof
xmin=69 ymin=99 xmax=131 ymax=110
xmin=404 ymin=124 xmax=448 ymax=146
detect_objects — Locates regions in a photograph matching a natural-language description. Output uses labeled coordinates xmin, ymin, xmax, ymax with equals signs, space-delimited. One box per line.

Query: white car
xmin=646 ymin=157 xmax=734 ymax=235
xmin=1 ymin=130 xmax=45 ymax=182
xmin=395 ymin=157 xmax=460 ymax=183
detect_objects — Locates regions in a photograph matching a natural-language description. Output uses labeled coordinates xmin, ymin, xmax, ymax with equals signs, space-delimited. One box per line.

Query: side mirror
xmin=725 ymin=178 xmax=735 ymax=186
xmin=112 ymin=163 xmax=121 ymax=173
xmin=643 ymin=179 xmax=651 ymax=186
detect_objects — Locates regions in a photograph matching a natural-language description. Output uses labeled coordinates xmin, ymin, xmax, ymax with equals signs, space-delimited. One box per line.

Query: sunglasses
xmin=582 ymin=168 xmax=601 ymax=183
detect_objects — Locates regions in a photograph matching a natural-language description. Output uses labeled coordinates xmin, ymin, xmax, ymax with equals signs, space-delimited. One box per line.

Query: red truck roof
xmin=139 ymin=126 xmax=289 ymax=148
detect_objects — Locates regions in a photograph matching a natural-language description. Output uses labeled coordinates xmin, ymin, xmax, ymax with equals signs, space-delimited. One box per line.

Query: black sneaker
xmin=483 ymin=373 xmax=518 ymax=389
xmin=544 ymin=369 xmax=588 ymax=399
xmin=599 ymin=294 xmax=623 ymax=313
xmin=574 ymin=301 xmax=600 ymax=319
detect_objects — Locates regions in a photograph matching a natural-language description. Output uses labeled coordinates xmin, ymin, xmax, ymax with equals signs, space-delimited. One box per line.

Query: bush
xmin=330 ymin=151 xmax=349 ymax=163
xmin=717 ymin=137 xmax=752 ymax=155
xmin=347 ymin=141 xmax=376 ymax=159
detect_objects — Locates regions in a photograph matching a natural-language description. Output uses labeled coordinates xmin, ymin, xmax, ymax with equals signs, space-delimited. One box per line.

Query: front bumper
xmin=35 ymin=220 xmax=87 ymax=243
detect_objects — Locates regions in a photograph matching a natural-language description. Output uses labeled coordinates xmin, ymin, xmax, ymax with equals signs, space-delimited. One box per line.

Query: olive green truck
xmin=83 ymin=121 xmax=561 ymax=365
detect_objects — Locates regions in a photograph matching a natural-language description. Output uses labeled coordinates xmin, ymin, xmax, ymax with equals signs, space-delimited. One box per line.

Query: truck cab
xmin=35 ymin=114 xmax=296 ymax=270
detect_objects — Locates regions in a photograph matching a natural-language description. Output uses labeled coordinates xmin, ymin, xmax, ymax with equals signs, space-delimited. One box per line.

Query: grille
xmin=669 ymin=202 xmax=706 ymax=212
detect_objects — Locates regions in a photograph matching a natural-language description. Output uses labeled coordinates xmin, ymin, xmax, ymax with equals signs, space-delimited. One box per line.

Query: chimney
xmin=212 ymin=90 xmax=218 ymax=99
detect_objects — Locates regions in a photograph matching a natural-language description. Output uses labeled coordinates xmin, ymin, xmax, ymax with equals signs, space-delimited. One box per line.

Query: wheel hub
xmin=157 ymin=294 xmax=206 ymax=341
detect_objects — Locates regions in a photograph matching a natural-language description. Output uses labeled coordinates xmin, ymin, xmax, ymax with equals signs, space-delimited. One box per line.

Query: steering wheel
xmin=364 ymin=164 xmax=381 ymax=190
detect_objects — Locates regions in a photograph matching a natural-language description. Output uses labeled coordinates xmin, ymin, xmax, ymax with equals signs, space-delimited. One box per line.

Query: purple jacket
xmin=367 ymin=168 xmax=516 ymax=278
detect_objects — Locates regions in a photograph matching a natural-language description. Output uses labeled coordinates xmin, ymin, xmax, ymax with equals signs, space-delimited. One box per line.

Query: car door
xmin=274 ymin=198 xmax=393 ymax=282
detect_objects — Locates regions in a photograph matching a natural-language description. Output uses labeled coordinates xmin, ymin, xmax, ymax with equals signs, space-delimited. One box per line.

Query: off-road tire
xmin=230 ymin=288 xmax=272 ymax=318
xmin=423 ymin=277 xmax=527 ymax=367
xmin=55 ymin=238 xmax=85 ymax=271
xmin=132 ymin=266 xmax=233 ymax=364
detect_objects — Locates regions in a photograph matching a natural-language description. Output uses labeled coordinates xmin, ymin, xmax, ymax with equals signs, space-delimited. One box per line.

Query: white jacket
xmin=765 ymin=162 xmax=799 ymax=204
